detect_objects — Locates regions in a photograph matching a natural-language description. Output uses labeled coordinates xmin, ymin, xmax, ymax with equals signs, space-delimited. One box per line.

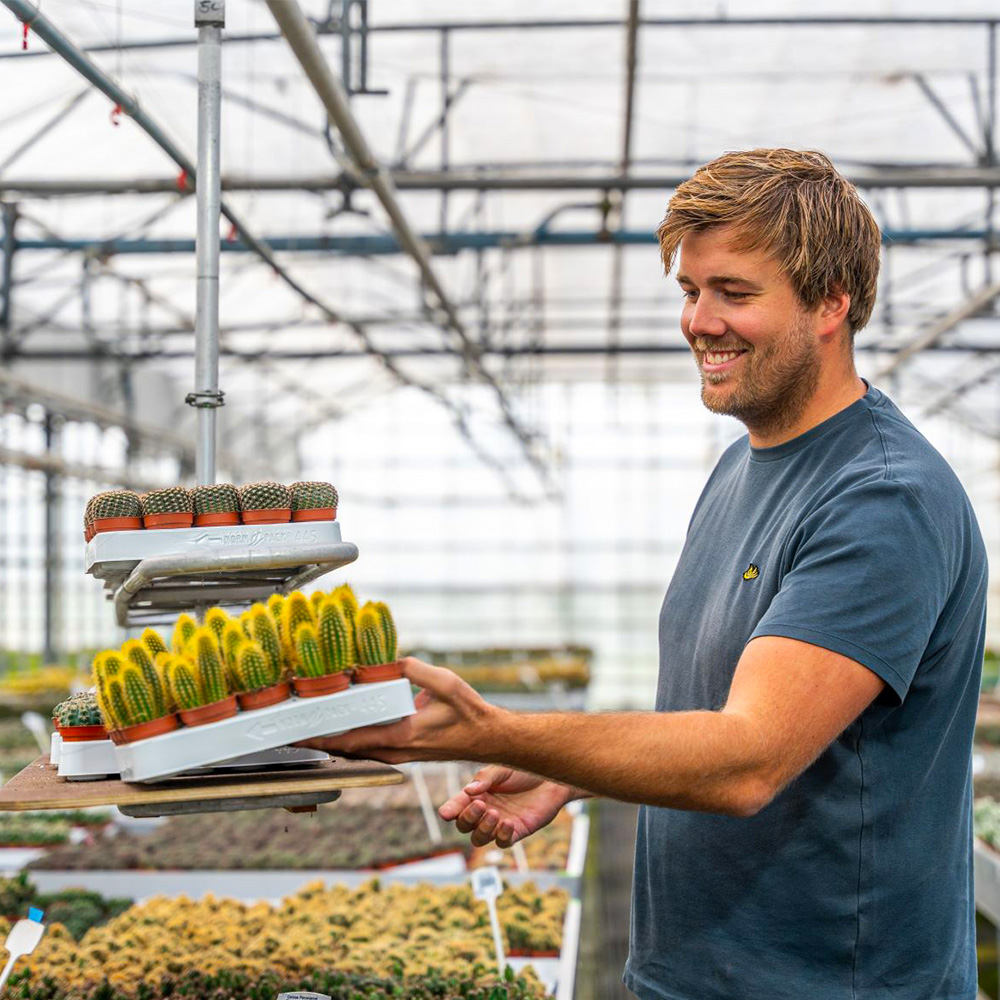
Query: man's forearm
xmin=479 ymin=708 xmax=772 ymax=816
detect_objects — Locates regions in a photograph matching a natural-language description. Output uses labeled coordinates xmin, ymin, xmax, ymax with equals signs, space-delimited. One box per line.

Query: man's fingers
xmin=401 ymin=657 xmax=462 ymax=696
xmin=470 ymin=809 xmax=500 ymax=847
xmin=439 ymin=792 xmax=472 ymax=822
xmin=464 ymin=765 xmax=512 ymax=796
xmin=455 ymin=800 xmax=487 ymax=834
xmin=495 ymin=820 xmax=518 ymax=849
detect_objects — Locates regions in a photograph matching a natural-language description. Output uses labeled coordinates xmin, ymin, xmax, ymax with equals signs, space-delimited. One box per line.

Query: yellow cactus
xmin=172 ymin=614 xmax=198 ymax=654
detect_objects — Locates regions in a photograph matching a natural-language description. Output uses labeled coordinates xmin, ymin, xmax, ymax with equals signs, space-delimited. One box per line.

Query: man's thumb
xmin=464 ymin=765 xmax=511 ymax=795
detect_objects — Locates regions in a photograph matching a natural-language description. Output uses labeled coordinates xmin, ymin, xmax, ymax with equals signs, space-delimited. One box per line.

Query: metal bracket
xmin=185 ymin=388 xmax=225 ymax=408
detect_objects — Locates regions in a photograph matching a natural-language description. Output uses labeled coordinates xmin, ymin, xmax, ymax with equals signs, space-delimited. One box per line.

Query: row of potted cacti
xmin=83 ymin=480 xmax=338 ymax=540
xmin=89 ymin=584 xmax=401 ymax=745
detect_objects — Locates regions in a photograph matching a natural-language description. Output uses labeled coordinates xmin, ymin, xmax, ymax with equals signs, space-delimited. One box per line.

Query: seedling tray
xmin=114 ymin=679 xmax=414 ymax=783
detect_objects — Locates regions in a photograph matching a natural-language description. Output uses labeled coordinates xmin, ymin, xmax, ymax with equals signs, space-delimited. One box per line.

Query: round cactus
xmin=293 ymin=622 xmax=325 ymax=678
xmin=318 ymin=599 xmax=352 ymax=673
xmin=250 ymin=603 xmax=283 ymax=678
xmin=91 ymin=490 xmax=142 ymax=520
xmin=239 ymin=481 xmax=292 ymax=512
xmin=54 ymin=692 xmax=103 ymax=728
xmin=234 ymin=643 xmax=277 ymax=692
xmin=122 ymin=639 xmax=166 ymax=718
xmin=356 ymin=605 xmax=387 ymax=666
xmin=191 ymin=483 xmax=240 ymax=515
xmin=165 ymin=657 xmax=201 ymax=712
xmin=290 ymin=481 xmax=338 ymax=511
xmin=140 ymin=487 xmax=193 ymax=516
xmin=193 ymin=627 xmax=228 ymax=705
xmin=373 ymin=601 xmax=397 ymax=663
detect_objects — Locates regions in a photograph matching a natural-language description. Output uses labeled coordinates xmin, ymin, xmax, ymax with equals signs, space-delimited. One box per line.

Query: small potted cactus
xmin=232 ymin=638 xmax=290 ymax=710
xmin=290 ymin=481 xmax=338 ymax=522
xmin=88 ymin=490 xmax=143 ymax=536
xmin=93 ymin=647 xmax=178 ymax=744
xmin=140 ymin=486 xmax=194 ymax=529
xmin=353 ymin=600 xmax=403 ymax=683
xmin=291 ymin=597 xmax=353 ymax=696
xmin=238 ymin=481 xmax=292 ymax=524
xmin=163 ymin=627 xmax=238 ymax=726
xmin=52 ymin=692 xmax=107 ymax=742
xmin=191 ymin=483 xmax=241 ymax=527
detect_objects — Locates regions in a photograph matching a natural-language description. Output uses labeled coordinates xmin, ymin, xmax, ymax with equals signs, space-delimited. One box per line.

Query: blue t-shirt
xmin=624 ymin=385 xmax=987 ymax=1000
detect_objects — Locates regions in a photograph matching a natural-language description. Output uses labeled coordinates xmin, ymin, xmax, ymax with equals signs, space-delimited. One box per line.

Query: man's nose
xmin=687 ymin=296 xmax=728 ymax=338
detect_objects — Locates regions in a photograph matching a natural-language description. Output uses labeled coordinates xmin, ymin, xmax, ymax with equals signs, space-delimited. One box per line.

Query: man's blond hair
xmin=657 ymin=149 xmax=881 ymax=334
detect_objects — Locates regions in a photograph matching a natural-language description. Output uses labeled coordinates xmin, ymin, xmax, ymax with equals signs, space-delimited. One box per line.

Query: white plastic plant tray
xmin=115 ymin=679 xmax=415 ymax=783
xmin=56 ymin=740 xmax=331 ymax=782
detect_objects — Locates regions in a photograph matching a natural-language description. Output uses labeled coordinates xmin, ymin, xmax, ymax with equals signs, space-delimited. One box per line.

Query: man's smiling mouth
xmin=703 ymin=349 xmax=747 ymax=365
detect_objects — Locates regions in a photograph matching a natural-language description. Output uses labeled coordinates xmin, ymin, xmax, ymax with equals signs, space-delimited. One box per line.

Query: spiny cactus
xmin=309 ymin=591 xmax=326 ymax=612
xmin=107 ymin=677 xmax=129 ymax=731
xmin=153 ymin=652 xmax=177 ymax=713
xmin=318 ymin=598 xmax=352 ymax=674
xmin=239 ymin=481 xmax=292 ymax=512
xmin=192 ymin=627 xmax=228 ymax=705
xmin=90 ymin=490 xmax=142 ymax=520
xmin=266 ymin=593 xmax=286 ymax=646
xmin=293 ymin=622 xmax=326 ymax=678
xmin=282 ymin=592 xmax=315 ymax=654
xmin=204 ymin=607 xmax=231 ymax=655
xmin=122 ymin=639 xmax=166 ymax=719
xmin=140 ymin=628 xmax=168 ymax=660
xmin=239 ymin=610 xmax=254 ymax=641
xmin=54 ymin=692 xmax=103 ymax=728
xmin=234 ymin=642 xmax=280 ymax=692
xmin=120 ymin=664 xmax=157 ymax=726
xmin=373 ymin=601 xmax=397 ymax=662
xmin=172 ymin=614 xmax=198 ymax=655
xmin=164 ymin=656 xmax=201 ymax=712
xmin=140 ymin=486 xmax=193 ymax=516
xmin=191 ymin=483 xmax=240 ymax=515
xmin=290 ymin=480 xmax=338 ymax=511
xmin=356 ymin=604 xmax=387 ymax=666
xmin=250 ymin=603 xmax=283 ymax=678
xmin=332 ymin=584 xmax=360 ymax=661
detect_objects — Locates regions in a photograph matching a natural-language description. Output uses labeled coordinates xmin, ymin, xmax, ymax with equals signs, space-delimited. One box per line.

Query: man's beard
xmin=695 ymin=316 xmax=820 ymax=440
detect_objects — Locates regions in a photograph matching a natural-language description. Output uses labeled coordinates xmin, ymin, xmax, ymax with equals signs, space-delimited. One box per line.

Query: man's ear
xmin=818 ymin=287 xmax=851 ymax=339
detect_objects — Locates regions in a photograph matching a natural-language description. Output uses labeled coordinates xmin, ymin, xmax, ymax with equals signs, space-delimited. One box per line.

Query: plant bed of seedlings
xmin=0 ymin=873 xmax=130 ymax=940
xmin=5 ymin=879 xmax=566 ymax=994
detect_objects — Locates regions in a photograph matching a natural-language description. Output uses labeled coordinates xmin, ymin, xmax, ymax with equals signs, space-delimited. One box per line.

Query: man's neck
xmin=746 ymin=368 xmax=868 ymax=449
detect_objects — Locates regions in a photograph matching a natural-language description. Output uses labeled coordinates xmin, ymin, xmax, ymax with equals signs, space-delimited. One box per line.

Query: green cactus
xmin=373 ymin=601 xmax=397 ymax=662
xmin=318 ymin=599 xmax=352 ymax=674
xmin=204 ymin=607 xmax=231 ymax=655
xmin=140 ymin=486 xmax=193 ymax=516
xmin=290 ymin=480 xmax=338 ymax=511
xmin=234 ymin=643 xmax=279 ymax=692
xmin=193 ymin=627 xmax=228 ymax=705
xmin=119 ymin=665 xmax=158 ymax=727
xmin=238 ymin=480 xmax=292 ymax=512
xmin=267 ymin=593 xmax=286 ymax=646
xmin=165 ymin=656 xmax=201 ymax=712
xmin=123 ymin=640 xmax=167 ymax=717
xmin=107 ymin=677 xmax=129 ymax=730
xmin=90 ymin=490 xmax=141 ymax=520
xmin=153 ymin=652 xmax=176 ymax=713
xmin=54 ymin=692 xmax=103 ymax=728
xmin=141 ymin=628 xmax=168 ymax=660
xmin=356 ymin=605 xmax=387 ymax=666
xmin=172 ymin=614 xmax=198 ymax=654
xmin=282 ymin=592 xmax=315 ymax=655
xmin=250 ymin=603 xmax=283 ymax=678
xmin=293 ymin=622 xmax=325 ymax=678
xmin=191 ymin=483 xmax=240 ymax=515
xmin=239 ymin=610 xmax=254 ymax=640
xmin=333 ymin=584 xmax=360 ymax=661
xmin=309 ymin=591 xmax=326 ymax=612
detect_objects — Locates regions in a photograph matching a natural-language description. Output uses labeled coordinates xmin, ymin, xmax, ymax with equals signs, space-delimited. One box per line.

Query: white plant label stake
xmin=0 ymin=908 xmax=45 ymax=995
xmin=471 ymin=866 xmax=506 ymax=975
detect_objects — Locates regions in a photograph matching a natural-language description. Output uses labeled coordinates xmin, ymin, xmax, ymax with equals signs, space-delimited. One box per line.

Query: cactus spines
xmin=234 ymin=643 xmax=278 ymax=692
xmin=293 ymin=622 xmax=325 ymax=678
xmin=222 ymin=620 xmax=246 ymax=666
xmin=172 ymin=614 xmax=198 ymax=654
xmin=266 ymin=593 xmax=286 ymax=645
xmin=141 ymin=629 xmax=168 ymax=660
xmin=309 ymin=591 xmax=326 ymax=612
xmin=282 ymin=592 xmax=315 ymax=654
xmin=121 ymin=665 xmax=156 ymax=726
xmin=54 ymin=692 xmax=103 ymax=728
xmin=154 ymin=652 xmax=177 ymax=713
xmin=191 ymin=483 xmax=240 ymax=515
xmin=356 ymin=604 xmax=387 ymax=666
xmin=139 ymin=486 xmax=193 ymax=516
xmin=373 ymin=601 xmax=397 ymax=663
xmin=250 ymin=603 xmax=283 ymax=677
xmin=239 ymin=610 xmax=254 ymax=640
xmin=334 ymin=584 xmax=359 ymax=626
xmin=107 ymin=677 xmax=129 ymax=730
xmin=122 ymin=639 xmax=166 ymax=718
xmin=318 ymin=599 xmax=352 ymax=674
xmin=239 ymin=480 xmax=292 ymax=512
xmin=165 ymin=657 xmax=201 ymax=712
xmin=90 ymin=490 xmax=141 ymax=520
xmin=204 ymin=607 xmax=231 ymax=654
xmin=193 ymin=627 xmax=228 ymax=705
xmin=290 ymin=481 xmax=338 ymax=511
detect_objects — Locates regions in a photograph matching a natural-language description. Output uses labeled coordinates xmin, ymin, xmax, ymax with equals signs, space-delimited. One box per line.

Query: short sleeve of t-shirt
xmin=750 ymin=479 xmax=950 ymax=703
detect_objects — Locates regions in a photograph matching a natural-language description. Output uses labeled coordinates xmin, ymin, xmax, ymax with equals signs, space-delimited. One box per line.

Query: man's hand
xmin=439 ymin=766 xmax=578 ymax=848
xmin=295 ymin=657 xmax=506 ymax=764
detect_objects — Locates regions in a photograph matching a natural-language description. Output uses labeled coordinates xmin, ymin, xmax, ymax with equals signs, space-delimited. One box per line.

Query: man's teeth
xmin=704 ymin=350 xmax=744 ymax=365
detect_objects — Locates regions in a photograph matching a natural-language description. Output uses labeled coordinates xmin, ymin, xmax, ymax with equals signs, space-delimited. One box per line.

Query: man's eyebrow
xmin=676 ymin=273 xmax=763 ymax=291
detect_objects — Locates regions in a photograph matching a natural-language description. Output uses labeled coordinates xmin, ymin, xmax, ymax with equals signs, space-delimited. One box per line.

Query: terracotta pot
xmin=291 ymin=507 xmax=337 ymax=522
xmin=353 ymin=660 xmax=405 ymax=684
xmin=242 ymin=507 xmax=291 ymax=524
xmin=238 ymin=681 xmax=291 ymax=710
xmin=58 ymin=724 xmax=109 ymax=743
xmin=194 ymin=511 xmax=240 ymax=527
xmin=143 ymin=512 xmax=193 ymax=529
xmin=179 ymin=694 xmax=239 ymax=727
xmin=94 ymin=516 xmax=143 ymax=534
xmin=292 ymin=672 xmax=351 ymax=697
xmin=119 ymin=714 xmax=180 ymax=744
xmin=84 ymin=525 xmax=95 ymax=542
xmin=108 ymin=729 xmax=125 ymax=746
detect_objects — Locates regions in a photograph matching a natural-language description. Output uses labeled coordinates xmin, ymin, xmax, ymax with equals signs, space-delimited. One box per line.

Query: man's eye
xmin=681 ymin=289 xmax=698 ymax=300
xmin=723 ymin=290 xmax=751 ymax=301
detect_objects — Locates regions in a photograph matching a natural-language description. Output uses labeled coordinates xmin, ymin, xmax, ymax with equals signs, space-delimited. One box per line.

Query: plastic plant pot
xmin=292 ymin=672 xmax=351 ymax=697
xmin=143 ymin=512 xmax=194 ymax=529
xmin=291 ymin=507 xmax=337 ymax=522
xmin=194 ymin=511 xmax=241 ymax=526
xmin=93 ymin=516 xmax=143 ymax=534
xmin=57 ymin=724 xmax=109 ymax=743
xmin=242 ymin=507 xmax=291 ymax=524
xmin=237 ymin=681 xmax=291 ymax=710
xmin=179 ymin=694 xmax=239 ymax=727
xmin=119 ymin=714 xmax=180 ymax=744
xmin=353 ymin=660 xmax=406 ymax=684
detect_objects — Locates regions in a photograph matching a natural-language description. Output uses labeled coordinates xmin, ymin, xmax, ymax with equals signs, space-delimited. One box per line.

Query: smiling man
xmin=304 ymin=150 xmax=988 ymax=1000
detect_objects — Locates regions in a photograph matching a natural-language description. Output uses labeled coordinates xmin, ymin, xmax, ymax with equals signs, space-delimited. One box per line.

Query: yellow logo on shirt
xmin=742 ymin=564 xmax=760 ymax=581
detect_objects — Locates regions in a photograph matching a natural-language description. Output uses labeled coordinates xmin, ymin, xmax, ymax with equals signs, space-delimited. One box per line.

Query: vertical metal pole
xmin=1 ymin=203 xmax=16 ymax=353
xmin=42 ymin=412 xmax=60 ymax=664
xmin=439 ymin=27 xmax=450 ymax=235
xmin=191 ymin=0 xmax=225 ymax=485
